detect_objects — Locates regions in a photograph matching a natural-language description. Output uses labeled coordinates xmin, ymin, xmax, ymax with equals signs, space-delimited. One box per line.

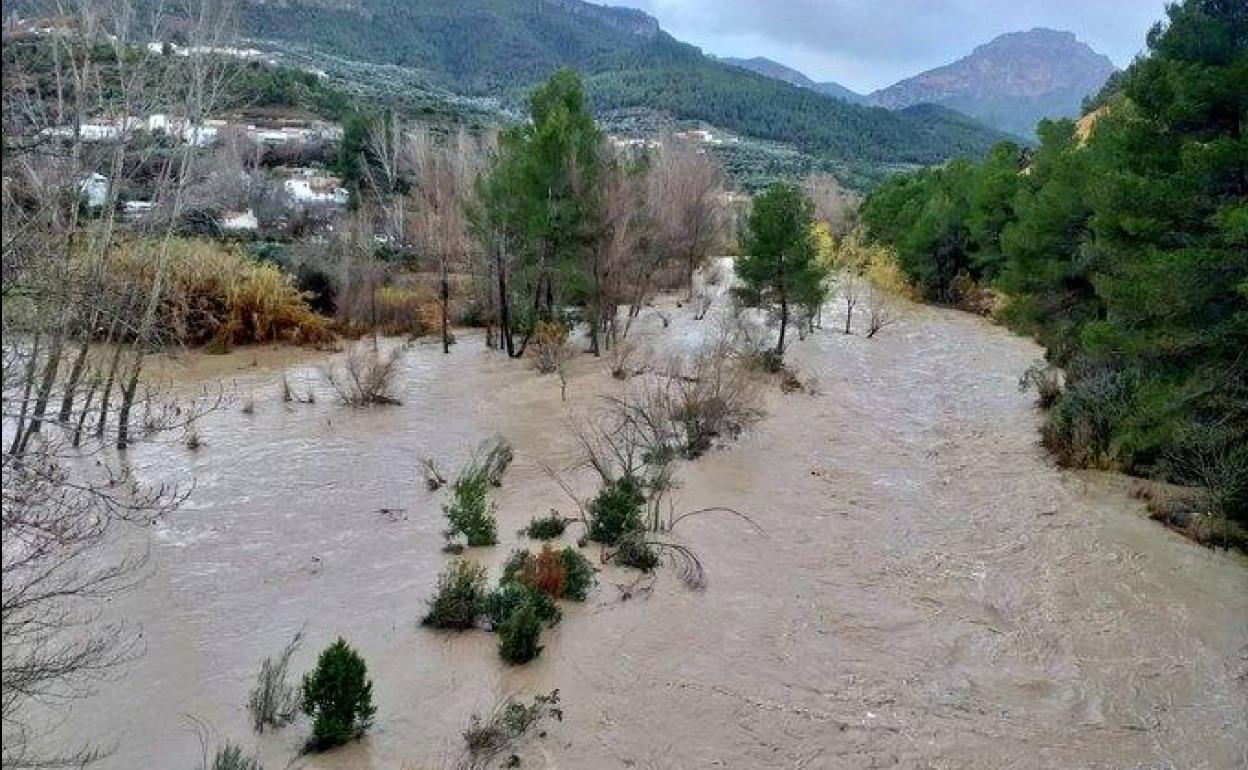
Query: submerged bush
xmin=199 ymin=742 xmax=263 ymax=770
xmin=559 ymin=547 xmax=595 ymax=601
xmin=497 ymin=601 xmax=543 ymax=665
xmin=1041 ymin=367 xmax=1136 ymax=469
xmin=108 ymin=237 xmax=334 ymax=348
xmin=321 ymin=345 xmax=404 ymax=406
xmin=587 ymin=476 xmax=646 ymax=546
xmin=501 ymin=545 xmax=595 ymax=602
xmin=247 ymin=630 xmax=303 ymax=733
xmin=484 ymin=581 xmax=561 ymax=628
xmin=478 ymin=437 xmax=515 ymax=487
xmin=612 ymin=532 xmax=660 ymax=572
xmin=444 ymin=467 xmax=498 ymax=547
xmin=523 ymin=510 xmax=568 ymax=540
xmin=422 ymin=559 xmax=488 ymax=630
xmin=301 ymin=638 xmax=376 ymax=750
xmin=461 ymin=690 xmax=562 ymax=765
xmin=531 ymin=320 xmax=570 ymax=374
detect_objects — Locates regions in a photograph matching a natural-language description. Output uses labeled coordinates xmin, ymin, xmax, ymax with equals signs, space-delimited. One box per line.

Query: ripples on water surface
xmin=50 ymin=271 xmax=1248 ymax=768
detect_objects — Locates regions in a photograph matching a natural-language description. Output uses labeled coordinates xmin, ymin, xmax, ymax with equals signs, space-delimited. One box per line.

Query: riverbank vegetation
xmin=859 ymin=0 xmax=1247 ymax=543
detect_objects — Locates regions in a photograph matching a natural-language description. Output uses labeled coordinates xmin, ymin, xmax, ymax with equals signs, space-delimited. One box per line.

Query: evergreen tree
xmin=475 ymin=69 xmax=604 ymax=355
xmin=301 ymin=638 xmax=376 ymax=750
xmin=859 ymin=0 xmax=1248 ymax=525
xmin=735 ymin=182 xmax=828 ymax=360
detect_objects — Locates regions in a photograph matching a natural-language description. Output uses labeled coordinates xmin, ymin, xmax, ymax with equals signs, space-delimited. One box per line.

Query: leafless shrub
xmin=840 ymin=269 xmax=862 ymax=335
xmin=569 ymin=326 xmax=763 ymax=533
xmin=478 ymin=437 xmax=514 ymax=487
xmin=421 ymin=457 xmax=448 ymax=491
xmin=608 ymin=340 xmax=647 ymax=380
xmin=247 ymin=630 xmax=304 ymax=734
xmin=456 ymin=690 xmax=561 ymax=770
xmin=865 ymin=286 xmax=898 ymax=339
xmin=531 ymin=321 xmax=570 ymax=376
xmin=656 ymin=339 xmax=763 ymax=458
xmin=693 ymin=292 xmax=714 ymax=321
xmin=321 ymin=344 xmax=404 ymax=406
xmin=188 ymin=717 xmax=263 ymax=770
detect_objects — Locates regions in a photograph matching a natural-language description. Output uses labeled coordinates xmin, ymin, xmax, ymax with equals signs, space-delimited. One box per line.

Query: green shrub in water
xmin=613 ymin=532 xmax=660 ymax=572
xmin=497 ymin=601 xmax=543 ymax=665
xmin=301 ymin=638 xmax=376 ymax=750
xmin=485 ymin=581 xmax=561 ymax=628
xmin=587 ymin=476 xmax=646 ymax=546
xmin=422 ymin=559 xmax=488 ymax=630
xmin=444 ymin=468 xmax=497 ymax=547
xmin=523 ymin=510 xmax=568 ymax=540
xmin=560 ymin=547 xmax=596 ymax=601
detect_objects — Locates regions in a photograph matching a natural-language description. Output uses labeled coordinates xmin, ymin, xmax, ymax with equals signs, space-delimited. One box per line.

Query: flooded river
xmin=48 ymin=273 xmax=1248 ymax=769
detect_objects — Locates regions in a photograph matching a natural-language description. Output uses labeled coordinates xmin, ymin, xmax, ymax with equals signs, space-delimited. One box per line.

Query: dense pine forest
xmin=860 ymin=0 xmax=1247 ymax=531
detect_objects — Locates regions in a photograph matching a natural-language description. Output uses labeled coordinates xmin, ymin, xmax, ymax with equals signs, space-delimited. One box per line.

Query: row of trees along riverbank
xmin=858 ymin=0 xmax=1247 ymax=546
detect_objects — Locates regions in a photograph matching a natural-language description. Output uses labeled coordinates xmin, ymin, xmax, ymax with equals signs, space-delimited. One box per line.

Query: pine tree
xmin=301 ymin=638 xmax=377 ymax=750
xmin=735 ymin=182 xmax=828 ymax=360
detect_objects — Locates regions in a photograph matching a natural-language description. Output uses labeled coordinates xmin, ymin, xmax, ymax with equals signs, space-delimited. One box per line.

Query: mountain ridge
xmin=718 ymin=56 xmax=864 ymax=104
xmin=232 ymin=0 xmax=1009 ymax=171
xmin=866 ymin=27 xmax=1116 ymax=137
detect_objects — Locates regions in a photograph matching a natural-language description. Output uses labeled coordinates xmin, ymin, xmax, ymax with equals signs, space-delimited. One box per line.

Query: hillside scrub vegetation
xmin=860 ymin=0 xmax=1248 ymax=539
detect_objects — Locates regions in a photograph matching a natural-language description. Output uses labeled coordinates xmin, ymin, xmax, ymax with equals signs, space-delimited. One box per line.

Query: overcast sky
xmin=619 ymin=0 xmax=1172 ymax=93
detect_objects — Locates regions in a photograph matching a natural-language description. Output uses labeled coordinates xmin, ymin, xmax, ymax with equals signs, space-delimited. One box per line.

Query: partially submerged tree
xmin=473 ymin=69 xmax=604 ymax=358
xmin=734 ymin=182 xmax=829 ymax=361
xmin=649 ymin=138 xmax=728 ymax=300
xmin=402 ymin=128 xmax=488 ymax=354
xmin=2 ymin=1 xmax=238 ymax=764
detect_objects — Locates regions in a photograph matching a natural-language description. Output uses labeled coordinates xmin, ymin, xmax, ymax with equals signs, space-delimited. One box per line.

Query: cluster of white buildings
xmin=280 ymin=167 xmax=350 ymax=207
xmin=674 ymin=128 xmax=737 ymax=146
xmin=45 ymin=114 xmax=342 ymax=149
xmin=144 ymin=41 xmax=278 ymax=66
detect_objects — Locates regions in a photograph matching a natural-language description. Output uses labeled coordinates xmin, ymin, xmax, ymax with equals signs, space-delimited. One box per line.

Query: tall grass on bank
xmin=106 ymin=238 xmax=334 ymax=348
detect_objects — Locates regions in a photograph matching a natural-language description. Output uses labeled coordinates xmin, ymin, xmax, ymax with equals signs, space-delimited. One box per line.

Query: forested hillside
xmin=719 ymin=56 xmax=865 ymax=103
xmin=236 ymin=0 xmax=1008 ymax=169
xmin=860 ymin=0 xmax=1247 ymax=532
xmin=585 ymin=62 xmax=1008 ymax=165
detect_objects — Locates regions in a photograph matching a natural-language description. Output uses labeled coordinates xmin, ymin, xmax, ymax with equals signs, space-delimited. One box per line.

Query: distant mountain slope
xmin=720 ymin=56 xmax=815 ymax=88
xmin=812 ymin=81 xmax=865 ymax=104
xmin=237 ymin=0 xmax=1005 ymax=166
xmin=587 ymin=62 xmax=1004 ymax=165
xmin=242 ymin=0 xmax=682 ymax=95
xmin=867 ymin=28 xmax=1116 ymax=137
xmin=720 ymin=56 xmax=864 ymax=104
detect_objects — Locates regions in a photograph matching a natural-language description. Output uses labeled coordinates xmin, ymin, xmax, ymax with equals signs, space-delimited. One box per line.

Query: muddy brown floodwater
xmin=47 ymin=266 xmax=1248 ymax=769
